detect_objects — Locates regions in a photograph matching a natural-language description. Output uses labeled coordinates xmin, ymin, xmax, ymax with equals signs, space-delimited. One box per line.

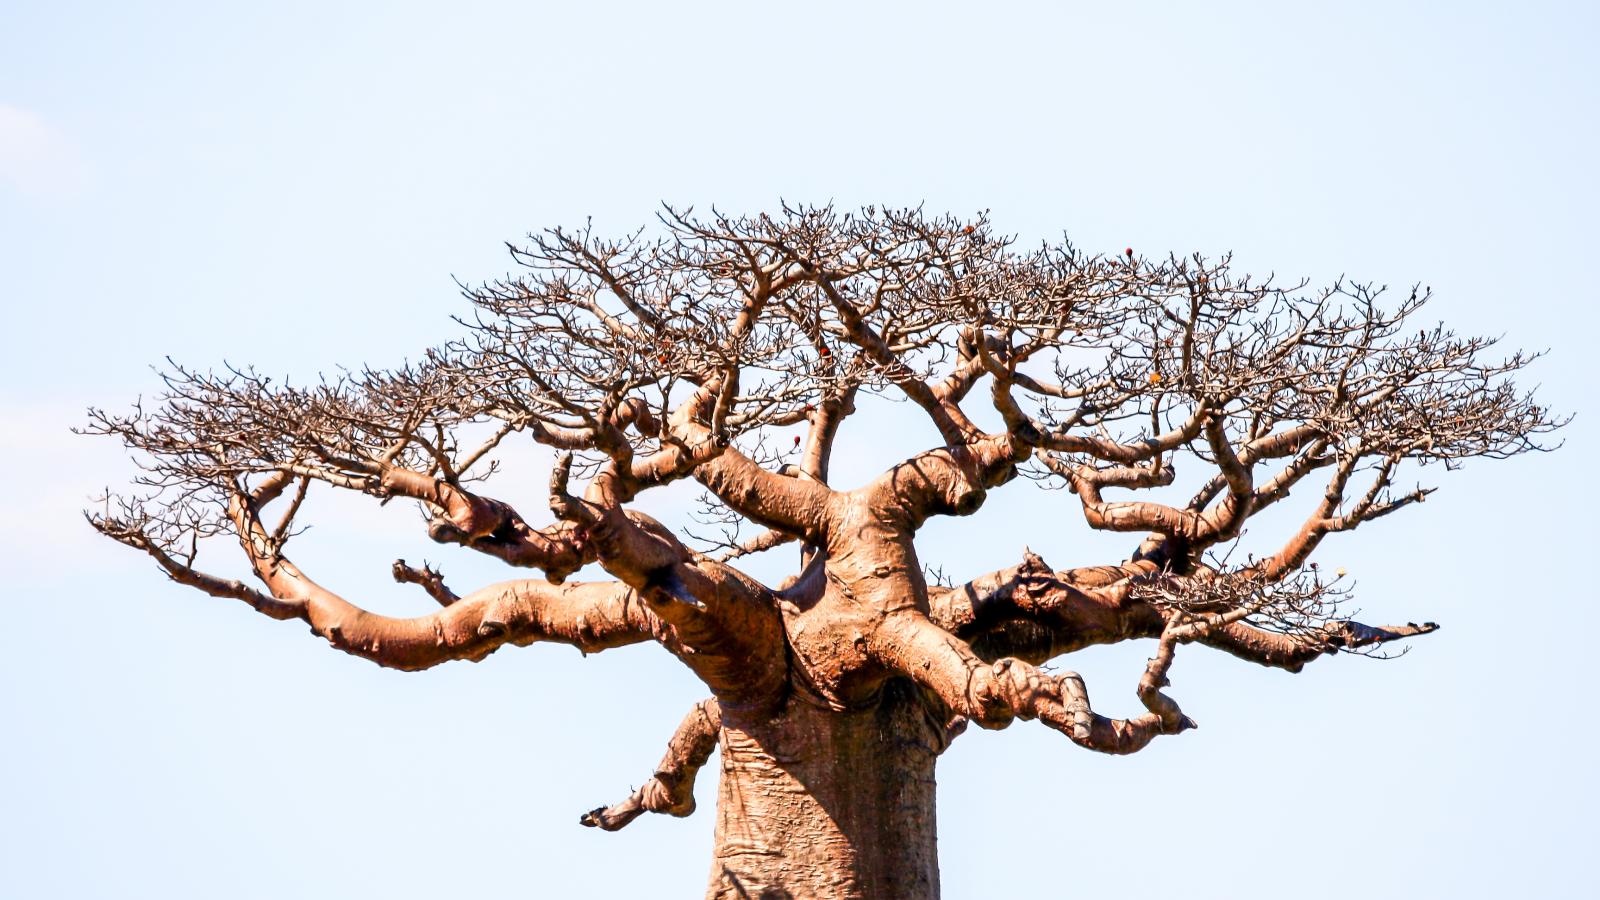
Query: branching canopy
xmin=86 ymin=205 xmax=1561 ymax=821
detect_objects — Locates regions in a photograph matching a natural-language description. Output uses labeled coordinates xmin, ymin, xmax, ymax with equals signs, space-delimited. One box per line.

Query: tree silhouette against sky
xmin=86 ymin=206 xmax=1560 ymax=899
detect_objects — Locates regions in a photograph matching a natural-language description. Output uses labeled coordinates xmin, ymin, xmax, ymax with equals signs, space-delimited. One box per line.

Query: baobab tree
xmin=85 ymin=206 xmax=1558 ymax=899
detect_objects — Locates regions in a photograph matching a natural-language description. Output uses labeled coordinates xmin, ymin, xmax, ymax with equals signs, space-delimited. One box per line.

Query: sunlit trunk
xmin=706 ymin=680 xmax=943 ymax=900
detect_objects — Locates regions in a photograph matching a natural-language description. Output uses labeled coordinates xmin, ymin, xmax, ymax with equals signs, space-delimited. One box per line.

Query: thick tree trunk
xmin=705 ymin=679 xmax=946 ymax=900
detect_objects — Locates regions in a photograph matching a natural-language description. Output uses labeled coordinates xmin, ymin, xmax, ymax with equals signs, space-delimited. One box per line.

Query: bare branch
xmin=391 ymin=559 xmax=459 ymax=607
xmin=581 ymin=698 xmax=722 ymax=831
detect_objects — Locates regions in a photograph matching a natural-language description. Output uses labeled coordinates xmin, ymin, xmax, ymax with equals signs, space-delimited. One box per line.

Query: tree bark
xmin=705 ymin=679 xmax=946 ymax=900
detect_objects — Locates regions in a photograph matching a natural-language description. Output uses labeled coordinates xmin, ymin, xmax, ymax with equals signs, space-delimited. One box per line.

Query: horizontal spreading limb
xmin=89 ymin=475 xmax=657 ymax=669
xmin=1198 ymin=618 xmax=1439 ymax=672
xmin=278 ymin=576 xmax=653 ymax=670
xmin=581 ymin=698 xmax=722 ymax=831
xmin=96 ymin=522 xmax=653 ymax=670
xmin=929 ymin=549 xmax=1440 ymax=673
xmin=225 ymin=478 xmax=666 ymax=670
xmin=869 ymin=609 xmax=1193 ymax=756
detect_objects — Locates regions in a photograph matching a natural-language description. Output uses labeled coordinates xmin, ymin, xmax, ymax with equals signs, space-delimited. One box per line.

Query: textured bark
xmin=706 ymin=680 xmax=945 ymax=900
xmin=583 ymin=699 xmax=723 ymax=831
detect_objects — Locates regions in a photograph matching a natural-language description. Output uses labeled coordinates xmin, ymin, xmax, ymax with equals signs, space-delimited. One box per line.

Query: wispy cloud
xmin=0 ymin=103 xmax=88 ymax=198
xmin=0 ymin=404 xmax=127 ymax=574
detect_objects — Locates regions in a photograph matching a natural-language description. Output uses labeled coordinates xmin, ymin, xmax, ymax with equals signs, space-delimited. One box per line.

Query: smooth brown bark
xmin=706 ymin=680 xmax=945 ymax=900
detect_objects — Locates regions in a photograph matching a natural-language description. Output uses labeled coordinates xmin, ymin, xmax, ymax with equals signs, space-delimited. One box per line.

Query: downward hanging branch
xmin=581 ymin=698 xmax=722 ymax=831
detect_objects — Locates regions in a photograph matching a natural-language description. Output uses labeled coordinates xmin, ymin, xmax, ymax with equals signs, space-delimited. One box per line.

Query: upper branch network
xmin=84 ymin=204 xmax=1561 ymax=771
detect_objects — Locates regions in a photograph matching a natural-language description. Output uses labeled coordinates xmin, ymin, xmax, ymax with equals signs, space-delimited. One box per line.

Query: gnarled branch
xmin=581 ymin=698 xmax=722 ymax=831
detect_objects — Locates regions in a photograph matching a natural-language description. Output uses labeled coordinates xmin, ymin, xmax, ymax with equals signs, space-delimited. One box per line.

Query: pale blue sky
xmin=2 ymin=2 xmax=1595 ymax=897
